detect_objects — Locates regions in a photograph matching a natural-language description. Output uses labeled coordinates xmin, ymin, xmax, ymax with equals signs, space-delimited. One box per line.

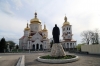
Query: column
xmin=39 ymin=44 xmax=40 ymax=50
xmin=72 ymin=43 xmax=74 ymax=50
xmin=28 ymin=41 xmax=29 ymax=49
xmin=27 ymin=42 xmax=28 ymax=49
xmin=68 ymin=43 xmax=70 ymax=50
xmin=30 ymin=41 xmax=33 ymax=49
xmin=69 ymin=43 xmax=70 ymax=48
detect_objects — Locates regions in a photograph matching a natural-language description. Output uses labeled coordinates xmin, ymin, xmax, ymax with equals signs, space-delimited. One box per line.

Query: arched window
xmin=70 ymin=43 xmax=72 ymax=48
xmin=63 ymin=28 xmax=65 ymax=31
xmin=67 ymin=43 xmax=69 ymax=48
xmin=69 ymin=28 xmax=70 ymax=30
xmin=67 ymin=27 xmax=68 ymax=30
xmin=67 ymin=32 xmax=69 ymax=34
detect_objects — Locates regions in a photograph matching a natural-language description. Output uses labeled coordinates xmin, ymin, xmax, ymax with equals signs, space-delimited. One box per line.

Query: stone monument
xmin=37 ymin=24 xmax=79 ymax=63
xmin=50 ymin=24 xmax=66 ymax=57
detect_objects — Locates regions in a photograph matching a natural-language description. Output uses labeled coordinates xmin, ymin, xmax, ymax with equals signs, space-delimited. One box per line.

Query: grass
xmin=40 ymin=55 xmax=76 ymax=59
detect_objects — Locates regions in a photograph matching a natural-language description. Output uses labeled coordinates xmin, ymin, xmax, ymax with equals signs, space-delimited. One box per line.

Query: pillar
xmin=69 ymin=43 xmax=70 ymax=48
xmin=72 ymin=43 xmax=74 ymax=50
xmin=39 ymin=44 xmax=40 ymax=50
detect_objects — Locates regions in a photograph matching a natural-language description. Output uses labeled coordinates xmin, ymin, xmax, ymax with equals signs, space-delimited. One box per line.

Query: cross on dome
xmin=64 ymin=15 xmax=67 ymax=22
xmin=35 ymin=12 xmax=37 ymax=18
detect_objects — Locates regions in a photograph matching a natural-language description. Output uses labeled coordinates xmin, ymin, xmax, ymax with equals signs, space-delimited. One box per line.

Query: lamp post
xmin=7 ymin=43 xmax=10 ymax=52
xmin=28 ymin=36 xmax=32 ymax=53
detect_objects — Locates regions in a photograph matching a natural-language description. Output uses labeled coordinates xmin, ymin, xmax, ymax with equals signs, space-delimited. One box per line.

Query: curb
xmin=37 ymin=55 xmax=79 ymax=64
xmin=16 ymin=55 xmax=25 ymax=66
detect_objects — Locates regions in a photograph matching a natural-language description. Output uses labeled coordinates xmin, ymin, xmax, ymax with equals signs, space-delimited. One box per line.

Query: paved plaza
xmin=25 ymin=52 xmax=100 ymax=66
xmin=0 ymin=55 xmax=21 ymax=66
xmin=0 ymin=52 xmax=100 ymax=66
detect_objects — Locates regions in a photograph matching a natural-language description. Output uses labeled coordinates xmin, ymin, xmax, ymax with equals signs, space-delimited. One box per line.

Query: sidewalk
xmin=0 ymin=55 xmax=21 ymax=66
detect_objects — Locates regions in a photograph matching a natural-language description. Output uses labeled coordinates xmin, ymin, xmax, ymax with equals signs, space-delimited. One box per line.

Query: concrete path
xmin=25 ymin=52 xmax=100 ymax=66
xmin=0 ymin=52 xmax=100 ymax=66
xmin=0 ymin=55 xmax=21 ymax=66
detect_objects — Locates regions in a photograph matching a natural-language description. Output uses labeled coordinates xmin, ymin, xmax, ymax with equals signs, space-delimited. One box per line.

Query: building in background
xmin=19 ymin=12 xmax=50 ymax=51
xmin=62 ymin=16 xmax=76 ymax=50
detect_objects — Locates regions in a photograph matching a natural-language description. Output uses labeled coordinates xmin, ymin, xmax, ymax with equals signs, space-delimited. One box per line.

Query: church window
xmin=67 ymin=27 xmax=68 ymax=30
xmin=69 ymin=28 xmax=70 ymax=30
xmin=67 ymin=43 xmax=69 ymax=48
xmin=70 ymin=43 xmax=72 ymax=48
xmin=67 ymin=32 xmax=69 ymax=34
xmin=68 ymin=35 xmax=70 ymax=39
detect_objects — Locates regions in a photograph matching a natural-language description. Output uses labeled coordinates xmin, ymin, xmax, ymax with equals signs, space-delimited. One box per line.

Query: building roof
xmin=19 ymin=36 xmax=25 ymax=40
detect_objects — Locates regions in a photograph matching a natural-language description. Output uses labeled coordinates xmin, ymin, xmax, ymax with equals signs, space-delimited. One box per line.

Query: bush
xmin=40 ymin=55 xmax=76 ymax=59
xmin=76 ymin=44 xmax=84 ymax=51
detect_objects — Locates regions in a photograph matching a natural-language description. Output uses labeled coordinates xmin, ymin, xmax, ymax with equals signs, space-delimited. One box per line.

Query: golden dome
xmin=63 ymin=21 xmax=70 ymax=26
xmin=63 ymin=16 xmax=70 ymax=26
xmin=28 ymin=36 xmax=32 ymax=38
xmin=24 ymin=23 xmax=30 ymax=31
xmin=30 ymin=12 xmax=41 ymax=24
xmin=42 ymin=24 xmax=48 ymax=32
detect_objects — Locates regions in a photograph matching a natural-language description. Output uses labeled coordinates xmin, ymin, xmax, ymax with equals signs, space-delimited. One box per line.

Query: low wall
xmin=81 ymin=44 xmax=100 ymax=54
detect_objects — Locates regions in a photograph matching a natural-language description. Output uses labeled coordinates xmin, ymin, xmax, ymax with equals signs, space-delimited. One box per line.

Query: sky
xmin=0 ymin=0 xmax=100 ymax=44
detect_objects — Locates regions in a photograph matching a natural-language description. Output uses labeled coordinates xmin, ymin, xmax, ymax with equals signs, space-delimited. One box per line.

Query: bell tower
xmin=62 ymin=16 xmax=73 ymax=40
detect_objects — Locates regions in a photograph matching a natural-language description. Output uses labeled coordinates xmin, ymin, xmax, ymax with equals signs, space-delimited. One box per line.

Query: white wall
xmin=81 ymin=44 xmax=100 ymax=54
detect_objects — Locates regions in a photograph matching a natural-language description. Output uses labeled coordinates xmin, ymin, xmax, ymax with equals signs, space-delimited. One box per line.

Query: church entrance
xmin=33 ymin=44 xmax=35 ymax=51
xmin=36 ymin=44 xmax=39 ymax=50
xmin=40 ymin=44 xmax=43 ymax=50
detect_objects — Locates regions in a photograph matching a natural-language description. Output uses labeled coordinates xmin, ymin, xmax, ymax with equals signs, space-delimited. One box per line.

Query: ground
xmin=0 ymin=52 xmax=100 ymax=66
xmin=0 ymin=54 xmax=21 ymax=66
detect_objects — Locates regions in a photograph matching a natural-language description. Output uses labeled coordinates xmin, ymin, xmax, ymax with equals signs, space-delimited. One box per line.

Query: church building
xmin=19 ymin=12 xmax=50 ymax=51
xmin=19 ymin=12 xmax=76 ymax=51
xmin=62 ymin=16 xmax=76 ymax=50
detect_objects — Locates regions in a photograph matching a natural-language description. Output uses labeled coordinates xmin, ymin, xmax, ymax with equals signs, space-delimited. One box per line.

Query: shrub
xmin=40 ymin=55 xmax=76 ymax=59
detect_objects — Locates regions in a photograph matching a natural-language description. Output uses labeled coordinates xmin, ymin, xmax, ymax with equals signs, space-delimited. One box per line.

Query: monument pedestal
xmin=50 ymin=43 xmax=66 ymax=57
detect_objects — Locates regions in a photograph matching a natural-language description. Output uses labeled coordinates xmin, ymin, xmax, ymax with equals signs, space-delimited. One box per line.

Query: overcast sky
xmin=0 ymin=0 xmax=100 ymax=44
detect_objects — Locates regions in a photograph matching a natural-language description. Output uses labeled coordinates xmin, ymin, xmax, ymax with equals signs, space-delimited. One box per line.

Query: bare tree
xmin=93 ymin=29 xmax=100 ymax=44
xmin=81 ymin=29 xmax=100 ymax=44
xmin=81 ymin=30 xmax=92 ymax=44
xmin=90 ymin=32 xmax=95 ymax=44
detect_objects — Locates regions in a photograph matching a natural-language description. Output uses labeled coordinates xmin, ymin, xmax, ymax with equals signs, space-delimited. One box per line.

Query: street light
xmin=28 ymin=36 xmax=32 ymax=53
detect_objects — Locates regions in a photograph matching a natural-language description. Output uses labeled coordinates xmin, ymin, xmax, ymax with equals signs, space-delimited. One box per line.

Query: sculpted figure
xmin=52 ymin=24 xmax=60 ymax=43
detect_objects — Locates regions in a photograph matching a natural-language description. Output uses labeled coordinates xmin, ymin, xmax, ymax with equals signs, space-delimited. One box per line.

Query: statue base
xmin=50 ymin=43 xmax=66 ymax=57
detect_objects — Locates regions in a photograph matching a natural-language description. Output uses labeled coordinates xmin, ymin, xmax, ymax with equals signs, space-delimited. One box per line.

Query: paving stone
xmin=25 ymin=52 xmax=100 ymax=66
xmin=0 ymin=55 xmax=21 ymax=66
